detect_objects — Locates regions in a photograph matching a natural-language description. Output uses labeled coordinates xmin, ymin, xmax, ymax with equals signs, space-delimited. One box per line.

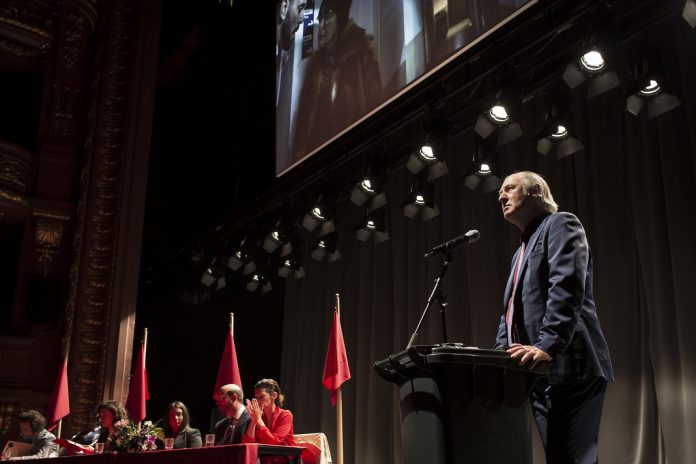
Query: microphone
xmin=424 ymin=230 xmax=480 ymax=258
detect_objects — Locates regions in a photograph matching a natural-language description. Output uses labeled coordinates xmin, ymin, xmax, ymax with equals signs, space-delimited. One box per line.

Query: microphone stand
xmin=406 ymin=249 xmax=454 ymax=349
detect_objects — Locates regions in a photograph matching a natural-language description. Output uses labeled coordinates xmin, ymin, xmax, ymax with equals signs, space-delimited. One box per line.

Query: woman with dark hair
xmin=163 ymin=401 xmax=202 ymax=449
xmin=242 ymin=379 xmax=297 ymax=449
xmin=95 ymin=400 xmax=129 ymax=447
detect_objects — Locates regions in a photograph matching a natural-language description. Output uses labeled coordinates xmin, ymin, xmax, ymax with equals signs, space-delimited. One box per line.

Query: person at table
xmin=13 ymin=409 xmax=58 ymax=459
xmin=163 ymin=401 xmax=202 ymax=449
xmin=213 ymin=384 xmax=250 ymax=445
xmin=243 ymin=378 xmax=297 ymax=448
xmin=95 ymin=400 xmax=129 ymax=449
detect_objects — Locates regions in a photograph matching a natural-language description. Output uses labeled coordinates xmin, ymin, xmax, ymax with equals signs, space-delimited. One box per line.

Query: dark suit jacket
xmin=213 ymin=410 xmax=250 ymax=445
xmin=495 ymin=212 xmax=614 ymax=384
xmin=171 ymin=426 xmax=202 ymax=449
xmin=24 ymin=428 xmax=57 ymax=458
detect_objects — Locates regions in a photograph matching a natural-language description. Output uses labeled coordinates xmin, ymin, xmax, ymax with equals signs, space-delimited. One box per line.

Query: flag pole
xmin=143 ymin=327 xmax=149 ymax=361
xmin=57 ymin=419 xmax=62 ymax=439
xmin=335 ymin=293 xmax=344 ymax=464
xmin=139 ymin=328 xmax=148 ymax=429
xmin=230 ymin=313 xmax=234 ymax=336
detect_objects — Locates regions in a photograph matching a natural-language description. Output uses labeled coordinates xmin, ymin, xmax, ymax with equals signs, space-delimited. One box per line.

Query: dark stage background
xmin=137 ymin=0 xmax=696 ymax=463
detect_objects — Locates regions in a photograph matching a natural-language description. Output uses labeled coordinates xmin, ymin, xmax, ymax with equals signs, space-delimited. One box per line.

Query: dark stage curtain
xmin=280 ymin=17 xmax=696 ymax=464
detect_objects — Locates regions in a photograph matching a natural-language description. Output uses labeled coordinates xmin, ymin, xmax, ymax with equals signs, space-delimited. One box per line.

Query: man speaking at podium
xmin=494 ymin=171 xmax=613 ymax=464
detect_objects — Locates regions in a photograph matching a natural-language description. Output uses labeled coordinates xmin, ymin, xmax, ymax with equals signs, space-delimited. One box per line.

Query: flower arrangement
xmin=109 ymin=420 xmax=164 ymax=452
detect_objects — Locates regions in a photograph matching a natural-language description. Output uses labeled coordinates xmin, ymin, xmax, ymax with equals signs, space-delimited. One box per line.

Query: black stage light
xmin=227 ymin=237 xmax=249 ymax=271
xmin=246 ymin=273 xmax=272 ymax=293
xmin=277 ymin=258 xmax=305 ymax=279
xmin=402 ymin=180 xmax=439 ymax=221
xmin=302 ymin=196 xmax=336 ymax=235
xmin=350 ymin=170 xmax=388 ymax=211
xmin=562 ymin=48 xmax=621 ymax=99
xmin=625 ymin=75 xmax=681 ymax=119
xmin=474 ymin=100 xmax=523 ymax=147
xmin=464 ymin=160 xmax=502 ymax=193
xmin=536 ymin=123 xmax=584 ymax=159
xmin=406 ymin=121 xmax=450 ymax=181
xmin=310 ymin=232 xmax=341 ymax=262
xmin=355 ymin=209 xmax=389 ymax=244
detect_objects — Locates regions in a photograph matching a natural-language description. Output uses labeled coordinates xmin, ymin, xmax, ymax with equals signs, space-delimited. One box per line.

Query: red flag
xmin=125 ymin=343 xmax=149 ymax=423
xmin=322 ymin=310 xmax=351 ymax=406
xmin=213 ymin=327 xmax=243 ymax=395
xmin=46 ymin=355 xmax=70 ymax=431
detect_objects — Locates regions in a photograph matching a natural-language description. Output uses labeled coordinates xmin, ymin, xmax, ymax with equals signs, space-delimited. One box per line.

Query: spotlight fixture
xmin=227 ymin=237 xmax=250 ymax=271
xmin=262 ymin=218 xmax=290 ymax=253
xmin=464 ymin=159 xmax=502 ymax=193
xmin=310 ymin=232 xmax=341 ymax=262
xmin=474 ymin=93 xmax=523 ymax=147
xmin=625 ymin=74 xmax=681 ymax=119
xmin=201 ymin=259 xmax=226 ymax=290
xmin=463 ymin=141 xmax=501 ymax=193
xmin=536 ymin=122 xmax=584 ymax=159
xmin=350 ymin=165 xmax=389 ymax=210
xmin=402 ymin=179 xmax=439 ymax=221
xmin=302 ymin=196 xmax=336 ymax=235
xmin=277 ymin=258 xmax=305 ymax=279
xmin=355 ymin=208 xmax=389 ymax=243
xmin=406 ymin=120 xmax=450 ymax=181
xmin=246 ymin=272 xmax=272 ymax=293
xmin=562 ymin=48 xmax=621 ymax=99
xmin=561 ymin=11 xmax=622 ymax=99
xmin=684 ymin=0 xmax=696 ymax=28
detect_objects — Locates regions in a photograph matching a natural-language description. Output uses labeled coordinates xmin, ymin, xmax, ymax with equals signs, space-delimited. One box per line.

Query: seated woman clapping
xmin=242 ymin=379 xmax=296 ymax=447
xmin=163 ymin=401 xmax=202 ymax=449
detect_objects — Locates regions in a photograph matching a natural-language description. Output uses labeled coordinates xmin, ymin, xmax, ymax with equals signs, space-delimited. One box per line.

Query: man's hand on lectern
xmin=507 ymin=344 xmax=552 ymax=369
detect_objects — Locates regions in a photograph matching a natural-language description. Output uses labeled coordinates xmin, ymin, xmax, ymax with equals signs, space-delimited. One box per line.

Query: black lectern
xmin=374 ymin=344 xmax=547 ymax=464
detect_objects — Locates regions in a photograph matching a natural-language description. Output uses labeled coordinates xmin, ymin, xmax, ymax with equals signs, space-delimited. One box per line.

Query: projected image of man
xmin=276 ymin=0 xmax=307 ymax=171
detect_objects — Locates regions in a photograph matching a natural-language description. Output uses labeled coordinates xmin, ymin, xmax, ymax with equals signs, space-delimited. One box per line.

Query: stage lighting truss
xmin=310 ymin=232 xmax=341 ymax=262
xmin=474 ymin=100 xmax=523 ymax=147
xmin=406 ymin=124 xmax=450 ymax=181
xmin=625 ymin=75 xmax=681 ymax=119
xmin=355 ymin=208 xmax=389 ymax=244
xmin=402 ymin=178 xmax=439 ymax=221
xmin=463 ymin=147 xmax=502 ymax=193
xmin=536 ymin=122 xmax=584 ymax=159
xmin=562 ymin=48 xmax=622 ymax=99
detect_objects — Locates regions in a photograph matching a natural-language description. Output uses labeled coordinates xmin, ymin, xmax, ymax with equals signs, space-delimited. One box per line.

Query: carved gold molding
xmin=0 ymin=188 xmax=29 ymax=207
xmin=0 ymin=152 xmax=31 ymax=192
xmin=0 ymin=0 xmax=55 ymax=54
xmin=33 ymin=213 xmax=68 ymax=277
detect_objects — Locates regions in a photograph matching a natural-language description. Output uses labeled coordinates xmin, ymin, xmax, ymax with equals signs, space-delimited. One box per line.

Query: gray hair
xmin=513 ymin=171 xmax=559 ymax=213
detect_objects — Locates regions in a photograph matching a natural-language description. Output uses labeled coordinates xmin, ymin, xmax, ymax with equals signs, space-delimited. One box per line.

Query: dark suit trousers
xmin=531 ymin=376 xmax=607 ymax=464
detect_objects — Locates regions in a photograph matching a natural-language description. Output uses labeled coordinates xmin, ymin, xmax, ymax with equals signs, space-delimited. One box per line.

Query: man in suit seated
xmin=212 ymin=384 xmax=250 ymax=445
xmin=16 ymin=410 xmax=58 ymax=458
xmin=495 ymin=171 xmax=613 ymax=464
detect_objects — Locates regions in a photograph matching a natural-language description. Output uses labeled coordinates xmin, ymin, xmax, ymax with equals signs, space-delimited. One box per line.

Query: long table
xmin=27 ymin=444 xmax=305 ymax=464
